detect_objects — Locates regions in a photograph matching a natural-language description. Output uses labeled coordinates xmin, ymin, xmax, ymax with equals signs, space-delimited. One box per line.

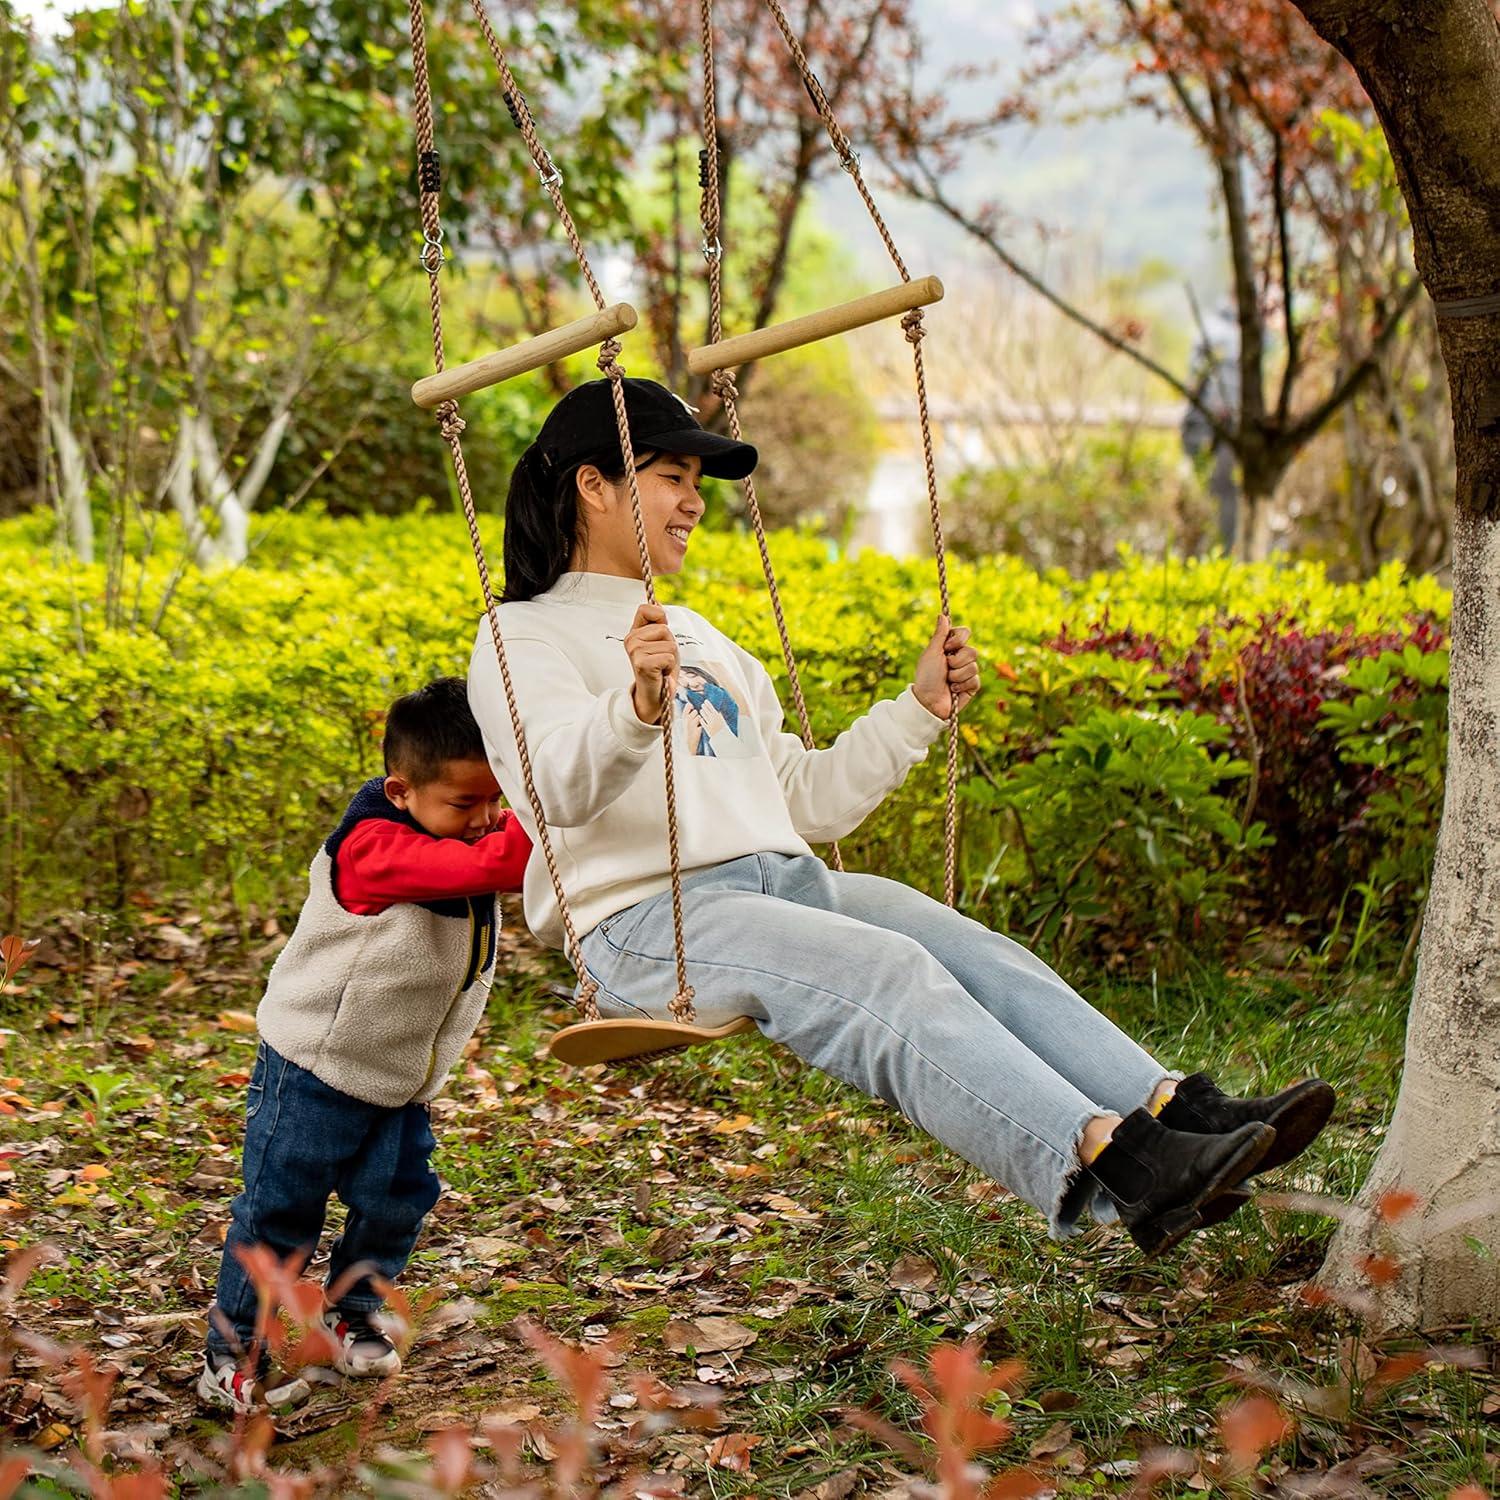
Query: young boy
xmin=200 ymin=677 xmax=532 ymax=1413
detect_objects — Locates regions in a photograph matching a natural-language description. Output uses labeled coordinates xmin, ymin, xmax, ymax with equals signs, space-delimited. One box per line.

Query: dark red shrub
xmin=1046 ymin=610 xmax=1446 ymax=924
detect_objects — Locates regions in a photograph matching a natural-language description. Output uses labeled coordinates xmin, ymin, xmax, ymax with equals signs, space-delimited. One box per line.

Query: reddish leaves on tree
xmin=853 ymin=1341 xmax=1039 ymax=1500
xmin=0 ymin=1458 xmax=31 ymax=1500
xmin=425 ymin=1425 xmax=476 ymax=1497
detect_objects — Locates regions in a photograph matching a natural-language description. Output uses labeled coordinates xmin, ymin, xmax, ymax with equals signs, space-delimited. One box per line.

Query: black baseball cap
xmin=523 ymin=377 xmax=757 ymax=482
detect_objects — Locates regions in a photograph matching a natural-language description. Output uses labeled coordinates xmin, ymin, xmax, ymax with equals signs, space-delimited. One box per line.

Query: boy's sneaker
xmin=197 ymin=1350 xmax=311 ymax=1414
xmin=321 ymin=1308 xmax=402 ymax=1377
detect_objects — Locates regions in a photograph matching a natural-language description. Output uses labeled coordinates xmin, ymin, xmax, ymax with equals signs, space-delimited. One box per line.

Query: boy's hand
xmin=913 ymin=615 xmax=980 ymax=720
xmin=625 ymin=603 xmax=679 ymax=723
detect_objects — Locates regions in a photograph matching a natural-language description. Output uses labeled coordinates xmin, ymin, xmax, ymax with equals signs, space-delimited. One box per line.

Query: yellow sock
xmin=1148 ymin=1082 xmax=1177 ymax=1117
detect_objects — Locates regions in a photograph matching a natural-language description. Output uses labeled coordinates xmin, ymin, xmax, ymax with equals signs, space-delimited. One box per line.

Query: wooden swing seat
xmin=549 ymin=1014 xmax=758 ymax=1065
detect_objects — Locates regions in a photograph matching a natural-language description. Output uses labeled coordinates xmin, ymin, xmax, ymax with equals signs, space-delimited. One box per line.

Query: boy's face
xmin=385 ymin=757 xmax=503 ymax=842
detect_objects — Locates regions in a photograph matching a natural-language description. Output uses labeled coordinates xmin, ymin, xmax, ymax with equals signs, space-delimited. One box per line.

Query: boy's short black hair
xmin=383 ymin=677 xmax=487 ymax=785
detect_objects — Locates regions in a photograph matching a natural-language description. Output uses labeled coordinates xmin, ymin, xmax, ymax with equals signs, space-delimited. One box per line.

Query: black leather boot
xmin=1159 ymin=1074 xmax=1336 ymax=1176
xmin=1086 ymin=1108 xmax=1276 ymax=1256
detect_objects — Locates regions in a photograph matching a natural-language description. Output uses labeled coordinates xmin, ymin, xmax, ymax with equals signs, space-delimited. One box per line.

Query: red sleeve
xmin=333 ymin=813 xmax=533 ymax=915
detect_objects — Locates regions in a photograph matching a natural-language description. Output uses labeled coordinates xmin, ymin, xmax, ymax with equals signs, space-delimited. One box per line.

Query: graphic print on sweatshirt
xmin=673 ymin=660 xmax=757 ymax=760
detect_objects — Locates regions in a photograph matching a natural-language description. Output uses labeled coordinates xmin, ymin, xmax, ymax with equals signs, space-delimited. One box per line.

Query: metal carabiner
xmin=418 ymin=226 xmax=447 ymax=275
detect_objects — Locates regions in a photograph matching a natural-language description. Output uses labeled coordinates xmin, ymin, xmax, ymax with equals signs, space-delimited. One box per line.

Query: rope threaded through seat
xmin=575 ymin=975 xmax=601 ymax=1022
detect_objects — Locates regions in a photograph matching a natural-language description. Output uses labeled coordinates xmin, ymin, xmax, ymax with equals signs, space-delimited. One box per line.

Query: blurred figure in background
xmin=1181 ymin=300 xmax=1242 ymax=551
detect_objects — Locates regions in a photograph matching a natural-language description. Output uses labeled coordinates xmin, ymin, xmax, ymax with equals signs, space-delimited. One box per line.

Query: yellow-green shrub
xmin=1 ymin=510 xmax=1449 ymax=968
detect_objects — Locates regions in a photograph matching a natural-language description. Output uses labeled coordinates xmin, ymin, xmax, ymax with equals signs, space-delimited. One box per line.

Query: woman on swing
xmin=468 ymin=376 xmax=1335 ymax=1256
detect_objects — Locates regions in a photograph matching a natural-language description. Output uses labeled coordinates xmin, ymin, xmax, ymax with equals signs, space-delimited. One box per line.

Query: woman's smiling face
xmin=573 ymin=452 xmax=706 ymax=579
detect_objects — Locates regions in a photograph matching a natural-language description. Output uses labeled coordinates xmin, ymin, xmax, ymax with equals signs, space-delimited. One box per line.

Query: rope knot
xmin=596 ymin=337 xmax=624 ymax=377
xmin=435 ymin=401 xmax=467 ymax=440
xmin=901 ymin=308 xmax=927 ymax=345
xmin=709 ymin=368 xmax=739 ymax=403
xmin=668 ymin=984 xmax=697 ymax=1026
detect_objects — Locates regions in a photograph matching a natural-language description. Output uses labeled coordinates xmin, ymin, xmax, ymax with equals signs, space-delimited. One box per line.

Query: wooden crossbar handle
xmin=411 ymin=303 xmax=640 ymax=409
xmin=686 ymin=275 xmax=944 ymax=376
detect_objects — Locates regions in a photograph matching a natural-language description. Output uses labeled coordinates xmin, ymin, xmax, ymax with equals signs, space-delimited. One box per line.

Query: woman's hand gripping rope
xmin=913 ymin=615 xmax=981 ymax=721
xmin=626 ymin=602 xmax=679 ymax=724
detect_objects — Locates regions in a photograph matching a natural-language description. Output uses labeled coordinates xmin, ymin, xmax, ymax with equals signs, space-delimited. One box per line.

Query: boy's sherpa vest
xmin=256 ymin=779 xmax=499 ymax=1108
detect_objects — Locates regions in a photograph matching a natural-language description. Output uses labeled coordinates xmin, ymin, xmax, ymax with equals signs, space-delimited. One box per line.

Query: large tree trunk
xmin=1289 ymin=0 xmax=1500 ymax=1328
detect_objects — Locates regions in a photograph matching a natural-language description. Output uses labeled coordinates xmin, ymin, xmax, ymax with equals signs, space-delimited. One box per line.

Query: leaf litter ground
xmin=0 ymin=901 xmax=1495 ymax=1495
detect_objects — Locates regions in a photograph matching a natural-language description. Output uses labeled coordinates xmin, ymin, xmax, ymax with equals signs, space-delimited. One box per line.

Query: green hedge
xmin=1 ymin=509 xmax=1449 ymax=969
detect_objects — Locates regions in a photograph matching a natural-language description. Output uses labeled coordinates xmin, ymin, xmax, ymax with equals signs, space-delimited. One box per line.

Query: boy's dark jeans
xmin=206 ymin=1041 xmax=440 ymax=1362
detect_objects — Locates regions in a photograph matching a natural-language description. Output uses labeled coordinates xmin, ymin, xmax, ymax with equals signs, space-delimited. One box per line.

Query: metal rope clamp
xmin=418 ymin=226 xmax=447 ymax=275
xmin=701 ymin=236 xmax=723 ymax=262
xmin=537 ymin=156 xmax=563 ymax=191
xmin=838 ymin=147 xmax=862 ymax=174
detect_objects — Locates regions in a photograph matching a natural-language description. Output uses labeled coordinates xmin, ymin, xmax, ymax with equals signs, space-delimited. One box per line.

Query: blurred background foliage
xmin=0 ymin=0 xmax=1454 ymax=986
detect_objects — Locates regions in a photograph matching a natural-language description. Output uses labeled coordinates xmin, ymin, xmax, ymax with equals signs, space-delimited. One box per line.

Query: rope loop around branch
xmin=901 ymin=308 xmax=927 ymax=345
xmin=435 ymin=400 xmax=467 ymax=440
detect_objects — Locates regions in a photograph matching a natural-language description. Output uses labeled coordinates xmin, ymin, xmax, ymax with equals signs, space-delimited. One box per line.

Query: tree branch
xmin=1285 ymin=276 xmax=1425 ymax=448
xmin=891 ymin=155 xmax=1231 ymax=440
xmin=1208 ymin=82 xmax=1266 ymax=430
xmin=1118 ymin=0 xmax=1217 ymax=146
xmin=1273 ymin=135 xmax=1302 ymax=425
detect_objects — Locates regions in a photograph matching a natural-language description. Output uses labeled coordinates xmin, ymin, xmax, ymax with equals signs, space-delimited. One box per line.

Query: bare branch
xmin=1285 ymin=276 xmax=1425 ymax=447
xmin=1119 ymin=0 xmax=1217 ymax=145
xmin=1272 ymin=136 xmax=1301 ymax=424
xmin=1207 ymin=82 xmax=1267 ymax=428
xmin=890 ymin=155 xmax=1231 ymax=440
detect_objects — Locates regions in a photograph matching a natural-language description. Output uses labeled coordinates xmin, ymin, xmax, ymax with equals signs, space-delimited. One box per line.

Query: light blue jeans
xmin=579 ymin=853 xmax=1175 ymax=1237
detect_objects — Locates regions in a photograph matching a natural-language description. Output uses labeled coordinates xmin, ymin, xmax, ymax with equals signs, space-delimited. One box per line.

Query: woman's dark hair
xmin=501 ymin=446 xmax=660 ymax=602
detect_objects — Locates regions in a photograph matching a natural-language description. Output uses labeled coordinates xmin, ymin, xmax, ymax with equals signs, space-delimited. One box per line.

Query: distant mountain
xmin=824 ymin=0 xmax=1224 ymax=301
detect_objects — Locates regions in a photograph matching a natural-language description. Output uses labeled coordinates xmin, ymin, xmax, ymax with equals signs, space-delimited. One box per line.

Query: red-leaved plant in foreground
xmin=0 ymin=1223 xmax=1493 ymax=1498
xmin=0 ymin=926 xmax=1491 ymax=1496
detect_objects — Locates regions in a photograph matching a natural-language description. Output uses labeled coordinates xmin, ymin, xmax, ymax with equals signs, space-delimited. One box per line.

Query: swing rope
xmin=758 ymin=0 xmax=961 ymax=906
xmin=407 ymin=0 xmax=698 ymax=1025
xmin=695 ymin=0 xmax=844 ymax=875
xmin=404 ymin=0 xmax=961 ymax=1053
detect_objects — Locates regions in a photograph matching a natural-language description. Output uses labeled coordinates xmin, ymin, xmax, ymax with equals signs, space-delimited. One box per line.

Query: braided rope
xmin=760 ymin=0 xmax=960 ymax=905
xmin=599 ymin=340 xmax=696 ymax=1021
xmin=465 ymin=0 xmax=696 ymax=1022
xmin=409 ymin=0 xmax=697 ymax=1022
xmin=407 ymin=0 xmax=599 ymax=1016
xmin=698 ymin=0 xmax=843 ymax=873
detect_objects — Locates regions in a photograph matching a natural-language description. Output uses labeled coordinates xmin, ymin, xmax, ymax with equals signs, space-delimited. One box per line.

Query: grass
xmin=0 ymin=911 xmax=1494 ymax=1496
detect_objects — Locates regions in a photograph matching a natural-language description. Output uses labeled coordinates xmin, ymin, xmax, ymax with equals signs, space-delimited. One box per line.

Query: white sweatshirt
xmin=467 ymin=571 xmax=945 ymax=948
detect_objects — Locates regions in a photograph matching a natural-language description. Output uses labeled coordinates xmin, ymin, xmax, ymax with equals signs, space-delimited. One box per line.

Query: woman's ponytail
xmin=500 ymin=446 xmax=579 ymax=603
xmin=500 ymin=443 xmax=659 ymax=602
